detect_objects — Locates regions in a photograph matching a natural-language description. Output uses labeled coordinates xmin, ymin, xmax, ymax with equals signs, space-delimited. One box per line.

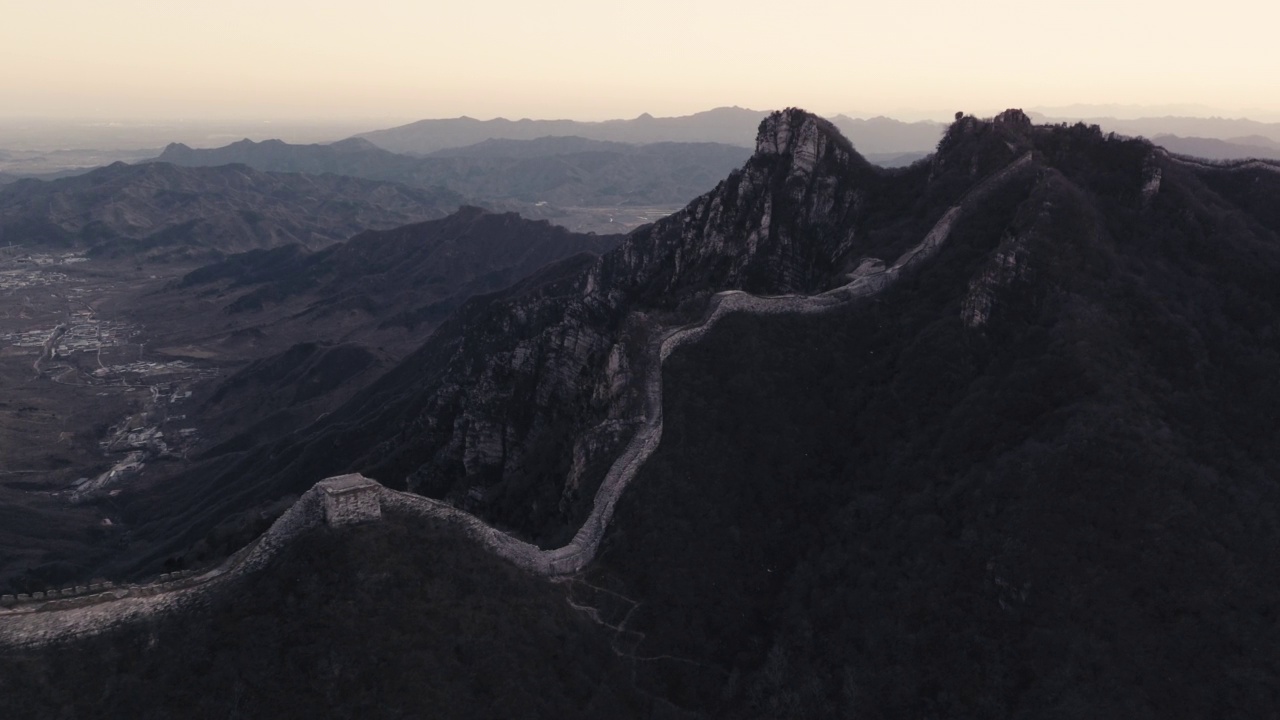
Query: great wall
xmin=0 ymin=151 xmax=1036 ymax=650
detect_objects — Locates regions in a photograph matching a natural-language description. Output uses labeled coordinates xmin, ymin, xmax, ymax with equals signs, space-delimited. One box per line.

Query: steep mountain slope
xmin=0 ymin=208 xmax=615 ymax=595
xmin=108 ymin=108 xmax=1034 ymax=569
xmin=589 ymin=127 xmax=1280 ymax=718
xmin=154 ymin=209 xmax=619 ymax=453
xmin=0 ymin=162 xmax=462 ymax=260
xmin=7 ymin=108 xmax=1280 ymax=718
xmin=0 ymin=517 xmax=648 ymax=719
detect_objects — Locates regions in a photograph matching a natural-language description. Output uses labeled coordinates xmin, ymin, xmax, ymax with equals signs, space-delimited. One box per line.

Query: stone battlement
xmin=319 ymin=474 xmax=383 ymax=526
xmin=0 ymin=571 xmax=203 ymax=612
xmin=0 ymin=151 xmax=1037 ymax=649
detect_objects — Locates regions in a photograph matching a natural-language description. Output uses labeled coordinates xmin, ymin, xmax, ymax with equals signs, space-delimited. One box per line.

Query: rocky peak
xmin=933 ymin=108 xmax=1036 ymax=179
xmin=993 ymin=108 xmax=1033 ymax=129
xmin=587 ymin=109 xmax=875 ymax=307
xmin=754 ymin=108 xmax=862 ymax=175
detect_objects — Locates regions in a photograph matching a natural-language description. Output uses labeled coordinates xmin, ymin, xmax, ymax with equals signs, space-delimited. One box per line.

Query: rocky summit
xmin=5 ymin=108 xmax=1280 ymax=719
xmin=196 ymin=108 xmax=1041 ymax=547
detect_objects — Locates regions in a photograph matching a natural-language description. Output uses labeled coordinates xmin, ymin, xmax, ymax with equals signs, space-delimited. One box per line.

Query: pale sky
xmin=3 ymin=0 xmax=1279 ymax=122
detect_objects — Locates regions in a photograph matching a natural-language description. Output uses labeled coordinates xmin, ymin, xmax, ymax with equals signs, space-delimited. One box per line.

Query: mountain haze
xmin=1036 ymin=112 xmax=1280 ymax=145
xmin=1151 ymin=133 xmax=1280 ymax=161
xmin=354 ymin=107 xmax=947 ymax=157
xmin=354 ymin=106 xmax=769 ymax=153
xmin=156 ymin=136 xmax=753 ymax=226
xmin=0 ymin=207 xmax=617 ymax=596
xmin=4 ymin=108 xmax=1280 ymax=718
xmin=0 ymin=162 xmax=462 ymax=260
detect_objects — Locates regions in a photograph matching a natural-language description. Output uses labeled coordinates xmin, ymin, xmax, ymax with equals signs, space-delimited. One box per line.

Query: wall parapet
xmin=0 ymin=151 xmax=1035 ymax=649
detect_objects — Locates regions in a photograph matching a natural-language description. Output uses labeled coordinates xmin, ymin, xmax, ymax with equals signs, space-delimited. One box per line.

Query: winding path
xmin=0 ymin=152 xmax=1034 ymax=648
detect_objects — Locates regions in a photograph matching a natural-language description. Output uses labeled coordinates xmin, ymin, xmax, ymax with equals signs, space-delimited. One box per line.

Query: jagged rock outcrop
xmin=191 ymin=108 xmax=1006 ymax=549
xmin=328 ymin=111 xmax=887 ymax=543
xmin=10 ymin=109 xmax=1280 ymax=719
xmin=111 ymin=108 xmax=1213 ymax=573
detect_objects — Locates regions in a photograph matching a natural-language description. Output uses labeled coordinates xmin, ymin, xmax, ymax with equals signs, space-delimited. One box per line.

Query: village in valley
xmin=0 ymin=249 xmax=221 ymax=501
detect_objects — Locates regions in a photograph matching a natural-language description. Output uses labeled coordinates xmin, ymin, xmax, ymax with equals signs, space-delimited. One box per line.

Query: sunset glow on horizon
xmin=3 ymin=0 xmax=1278 ymax=123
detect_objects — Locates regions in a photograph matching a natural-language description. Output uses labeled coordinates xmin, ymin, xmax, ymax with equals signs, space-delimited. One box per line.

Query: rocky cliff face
xmin=591 ymin=111 xmax=874 ymax=306
xmin=122 ymin=108 xmax=1200 ymax=563
xmin=276 ymin=109 xmax=955 ymax=546
xmin=12 ymin=109 xmax=1280 ymax=719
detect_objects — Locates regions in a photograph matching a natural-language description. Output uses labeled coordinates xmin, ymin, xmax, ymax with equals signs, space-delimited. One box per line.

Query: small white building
xmin=318 ymin=474 xmax=382 ymax=526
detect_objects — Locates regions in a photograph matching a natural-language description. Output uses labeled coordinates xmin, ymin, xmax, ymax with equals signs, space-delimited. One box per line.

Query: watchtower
xmin=318 ymin=474 xmax=382 ymax=526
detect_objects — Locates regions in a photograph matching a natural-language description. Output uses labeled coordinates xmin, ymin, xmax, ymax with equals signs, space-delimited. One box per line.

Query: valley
xmin=2 ymin=108 xmax=1280 ymax=718
xmin=8 ymin=0 xmax=1280 ymax=711
xmin=0 ymin=251 xmax=202 ymax=488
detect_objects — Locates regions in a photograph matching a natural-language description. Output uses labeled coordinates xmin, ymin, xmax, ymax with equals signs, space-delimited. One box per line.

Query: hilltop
xmin=4 ymin=108 xmax=1280 ymax=718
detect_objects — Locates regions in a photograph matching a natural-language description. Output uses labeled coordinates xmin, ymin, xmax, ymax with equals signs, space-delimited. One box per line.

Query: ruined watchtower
xmin=318 ymin=474 xmax=382 ymax=526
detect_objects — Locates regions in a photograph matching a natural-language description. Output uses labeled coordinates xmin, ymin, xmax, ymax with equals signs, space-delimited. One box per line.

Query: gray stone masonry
xmin=0 ymin=150 xmax=1036 ymax=648
xmin=320 ymin=474 xmax=383 ymax=526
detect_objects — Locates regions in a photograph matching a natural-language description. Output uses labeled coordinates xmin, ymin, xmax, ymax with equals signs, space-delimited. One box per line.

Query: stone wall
xmin=0 ymin=150 xmax=1037 ymax=648
xmin=321 ymin=475 xmax=382 ymax=526
xmin=0 ymin=487 xmax=326 ymax=649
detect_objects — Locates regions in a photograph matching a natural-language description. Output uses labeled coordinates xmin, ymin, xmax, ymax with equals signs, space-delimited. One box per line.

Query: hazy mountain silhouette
xmin=0 ymin=161 xmax=462 ymax=260
xmin=355 ymin=106 xmax=768 ymax=153
xmin=1151 ymin=133 xmax=1280 ymax=161
xmin=157 ymin=135 xmax=752 ymax=210
xmin=7 ymin=109 xmax=1280 ymax=718
xmin=1035 ymin=113 xmax=1280 ymax=144
xmin=828 ymin=114 xmax=947 ymax=153
xmin=355 ymin=107 xmax=947 ymax=157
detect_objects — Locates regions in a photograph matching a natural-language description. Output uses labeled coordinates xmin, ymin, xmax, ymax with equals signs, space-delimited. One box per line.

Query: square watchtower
xmin=318 ymin=474 xmax=382 ymax=526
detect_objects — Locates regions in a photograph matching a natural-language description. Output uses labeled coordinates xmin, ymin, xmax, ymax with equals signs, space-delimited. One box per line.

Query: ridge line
xmin=0 ymin=152 xmax=1034 ymax=647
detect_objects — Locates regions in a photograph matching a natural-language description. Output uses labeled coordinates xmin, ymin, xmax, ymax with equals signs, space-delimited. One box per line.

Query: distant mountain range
xmin=1034 ymin=113 xmax=1280 ymax=144
xmin=0 ymin=147 xmax=160 ymax=179
xmin=357 ymin=107 xmax=1280 ymax=164
xmin=0 ymin=162 xmax=462 ymax=260
xmin=6 ymin=107 xmax=1280 ymax=718
xmin=354 ymin=106 xmax=949 ymax=157
xmin=354 ymin=107 xmax=768 ymax=153
xmin=1149 ymin=134 xmax=1280 ymax=161
xmin=156 ymin=135 xmax=753 ymax=210
xmin=15 ymin=107 xmax=1276 ymax=718
xmin=11 ymin=108 xmax=1280 ymax=182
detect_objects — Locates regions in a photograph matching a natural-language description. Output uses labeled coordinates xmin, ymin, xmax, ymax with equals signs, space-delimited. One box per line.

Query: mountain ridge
xmin=0 ymin=161 xmax=462 ymax=260
xmin=155 ymin=135 xmax=753 ymax=224
xmin=6 ymin=107 xmax=1280 ymax=717
xmin=104 ymin=107 xmax=1035 ymax=565
xmin=0 ymin=110 xmax=1036 ymax=644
